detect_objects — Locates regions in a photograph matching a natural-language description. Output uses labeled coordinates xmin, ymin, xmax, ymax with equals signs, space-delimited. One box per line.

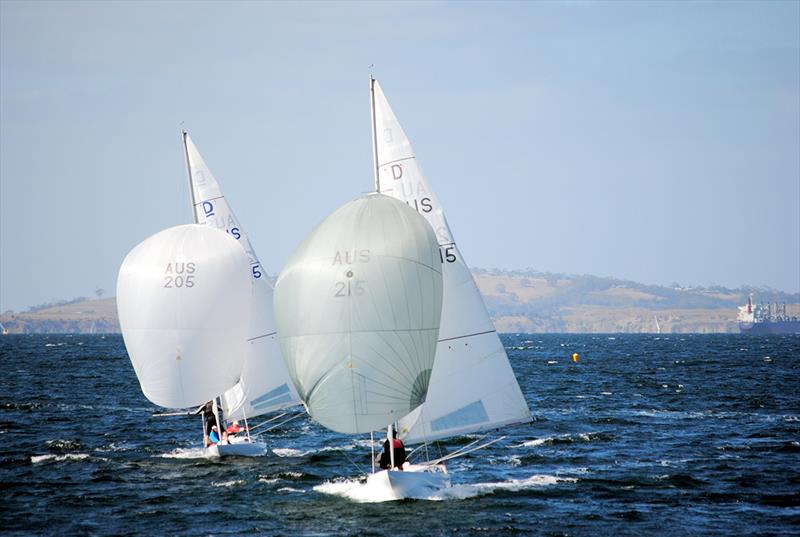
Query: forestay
xmin=371 ymin=79 xmax=532 ymax=444
xmin=117 ymin=224 xmax=250 ymax=409
xmin=184 ymin=133 xmax=300 ymax=420
xmin=274 ymin=194 xmax=443 ymax=434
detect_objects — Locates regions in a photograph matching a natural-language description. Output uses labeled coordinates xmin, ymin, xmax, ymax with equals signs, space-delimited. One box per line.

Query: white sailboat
xmin=182 ymin=133 xmax=301 ymax=456
xmin=273 ymin=193 xmax=449 ymax=499
xmin=117 ymin=135 xmax=301 ymax=458
xmin=370 ymin=78 xmax=532 ymax=451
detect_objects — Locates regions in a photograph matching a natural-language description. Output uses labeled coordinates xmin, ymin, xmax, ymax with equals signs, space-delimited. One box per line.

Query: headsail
xmin=183 ymin=133 xmax=300 ymax=419
xmin=274 ymin=194 xmax=443 ymax=434
xmin=117 ymin=224 xmax=251 ymax=408
xmin=371 ymin=79 xmax=532 ymax=444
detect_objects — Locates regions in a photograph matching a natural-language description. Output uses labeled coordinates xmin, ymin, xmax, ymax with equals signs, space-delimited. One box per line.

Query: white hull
xmin=365 ymin=465 xmax=450 ymax=500
xmin=206 ymin=439 xmax=266 ymax=458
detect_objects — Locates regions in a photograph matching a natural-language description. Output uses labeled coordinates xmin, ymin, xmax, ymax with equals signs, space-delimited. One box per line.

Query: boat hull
xmin=739 ymin=320 xmax=800 ymax=335
xmin=206 ymin=439 xmax=266 ymax=458
xmin=365 ymin=466 xmax=450 ymax=500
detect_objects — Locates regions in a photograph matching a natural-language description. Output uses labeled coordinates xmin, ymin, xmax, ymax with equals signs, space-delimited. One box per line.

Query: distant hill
xmin=1 ymin=270 xmax=797 ymax=334
xmin=472 ymin=268 xmax=799 ymax=333
xmin=1 ymin=297 xmax=119 ymax=334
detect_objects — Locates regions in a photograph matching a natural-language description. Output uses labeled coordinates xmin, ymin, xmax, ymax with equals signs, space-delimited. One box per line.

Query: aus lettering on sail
xmin=195 ymin=199 xmax=261 ymax=279
xmin=163 ymin=261 xmax=196 ymax=288
xmin=196 ymin=200 xmax=242 ymax=240
xmin=379 ymin=162 xmax=454 ymax=252
xmin=332 ymin=249 xmax=369 ymax=297
xmin=381 ymin=163 xmax=434 ymax=213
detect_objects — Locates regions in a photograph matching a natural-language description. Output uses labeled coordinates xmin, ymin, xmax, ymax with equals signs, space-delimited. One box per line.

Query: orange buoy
xmin=572 ymin=352 xmax=580 ymax=363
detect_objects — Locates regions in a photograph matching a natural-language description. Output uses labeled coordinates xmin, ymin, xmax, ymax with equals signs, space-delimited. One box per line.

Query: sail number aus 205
xmin=164 ymin=262 xmax=196 ymax=288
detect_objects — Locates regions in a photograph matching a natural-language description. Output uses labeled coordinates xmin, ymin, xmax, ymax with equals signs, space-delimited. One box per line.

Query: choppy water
xmin=2 ymin=334 xmax=798 ymax=536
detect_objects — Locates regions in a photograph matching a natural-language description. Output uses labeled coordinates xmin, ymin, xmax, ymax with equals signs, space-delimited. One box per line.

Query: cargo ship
xmin=737 ymin=296 xmax=800 ymax=334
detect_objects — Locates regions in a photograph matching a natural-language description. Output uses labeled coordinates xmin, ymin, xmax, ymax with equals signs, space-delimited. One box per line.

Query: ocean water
xmin=2 ymin=334 xmax=798 ymax=536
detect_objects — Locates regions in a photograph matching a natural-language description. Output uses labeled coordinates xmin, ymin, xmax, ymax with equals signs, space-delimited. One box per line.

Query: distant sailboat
xmin=370 ymin=77 xmax=532 ymax=446
xmin=274 ymin=194 xmax=449 ymax=499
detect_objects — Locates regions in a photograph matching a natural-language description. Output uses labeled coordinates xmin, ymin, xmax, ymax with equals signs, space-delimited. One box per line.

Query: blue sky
xmin=1 ymin=1 xmax=798 ymax=312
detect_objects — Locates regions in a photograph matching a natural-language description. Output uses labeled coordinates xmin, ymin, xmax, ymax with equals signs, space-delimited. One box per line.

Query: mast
xmin=182 ymin=130 xmax=199 ymax=224
xmin=370 ymin=75 xmax=379 ymax=192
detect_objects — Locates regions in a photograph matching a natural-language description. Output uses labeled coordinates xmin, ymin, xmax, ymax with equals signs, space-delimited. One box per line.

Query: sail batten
xmin=183 ymin=133 xmax=300 ymax=420
xmin=371 ymin=80 xmax=532 ymax=444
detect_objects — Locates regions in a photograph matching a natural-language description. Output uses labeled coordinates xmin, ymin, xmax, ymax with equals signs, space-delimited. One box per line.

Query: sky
xmin=1 ymin=0 xmax=798 ymax=312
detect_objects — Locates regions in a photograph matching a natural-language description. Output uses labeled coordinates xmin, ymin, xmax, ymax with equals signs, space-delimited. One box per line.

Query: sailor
xmin=378 ymin=430 xmax=406 ymax=470
xmin=226 ymin=421 xmax=242 ymax=436
xmin=208 ymin=425 xmax=221 ymax=445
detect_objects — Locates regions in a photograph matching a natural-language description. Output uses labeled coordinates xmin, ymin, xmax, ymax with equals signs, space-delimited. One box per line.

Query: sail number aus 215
xmin=334 ymin=269 xmax=365 ymax=297
xmin=439 ymin=246 xmax=456 ymax=264
xmin=164 ymin=262 xmax=196 ymax=288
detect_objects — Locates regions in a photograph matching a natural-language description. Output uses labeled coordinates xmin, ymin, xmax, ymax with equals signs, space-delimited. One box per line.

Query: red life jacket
xmin=393 ymin=438 xmax=404 ymax=449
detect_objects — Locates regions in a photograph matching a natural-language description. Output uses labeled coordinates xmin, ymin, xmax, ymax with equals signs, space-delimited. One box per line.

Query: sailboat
xmin=273 ymin=193 xmax=449 ymax=499
xmin=117 ymin=224 xmax=254 ymax=449
xmin=370 ymin=78 xmax=532 ymax=456
xmin=116 ymin=135 xmax=301 ymax=457
xmin=181 ymin=132 xmax=301 ymax=455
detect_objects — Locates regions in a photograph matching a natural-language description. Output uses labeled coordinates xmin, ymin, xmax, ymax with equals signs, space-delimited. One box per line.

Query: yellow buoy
xmin=572 ymin=352 xmax=580 ymax=363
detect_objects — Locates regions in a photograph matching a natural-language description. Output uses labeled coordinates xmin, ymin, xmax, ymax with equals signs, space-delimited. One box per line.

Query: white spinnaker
xmin=372 ymin=79 xmax=532 ymax=444
xmin=274 ymin=194 xmax=443 ymax=434
xmin=184 ymin=133 xmax=300 ymax=420
xmin=117 ymin=225 xmax=250 ymax=409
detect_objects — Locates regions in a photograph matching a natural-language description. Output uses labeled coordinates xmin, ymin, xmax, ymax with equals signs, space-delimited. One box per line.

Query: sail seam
xmin=438 ymin=329 xmax=496 ymax=343
xmin=282 ymin=327 xmax=440 ymax=338
xmin=378 ymin=156 xmax=417 ymax=168
xmin=194 ymin=196 xmax=225 ymax=205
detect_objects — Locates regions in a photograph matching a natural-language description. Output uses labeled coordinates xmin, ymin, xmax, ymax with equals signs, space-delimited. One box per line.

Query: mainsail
xmin=371 ymin=79 xmax=532 ymax=444
xmin=117 ymin=224 xmax=251 ymax=409
xmin=274 ymin=194 xmax=443 ymax=434
xmin=183 ymin=133 xmax=300 ymax=420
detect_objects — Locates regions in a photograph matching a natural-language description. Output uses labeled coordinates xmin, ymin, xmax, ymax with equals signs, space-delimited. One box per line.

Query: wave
xmin=31 ymin=453 xmax=90 ymax=464
xmin=160 ymin=447 xmax=213 ymax=459
xmin=213 ymin=480 xmax=245 ymax=488
xmin=277 ymin=486 xmax=306 ymax=493
xmin=256 ymin=471 xmax=305 ymax=485
xmin=434 ymin=474 xmax=577 ymax=500
xmin=46 ymin=439 xmax=83 ymax=451
xmin=272 ymin=444 xmax=358 ymax=458
xmin=517 ymin=432 xmax=613 ymax=448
